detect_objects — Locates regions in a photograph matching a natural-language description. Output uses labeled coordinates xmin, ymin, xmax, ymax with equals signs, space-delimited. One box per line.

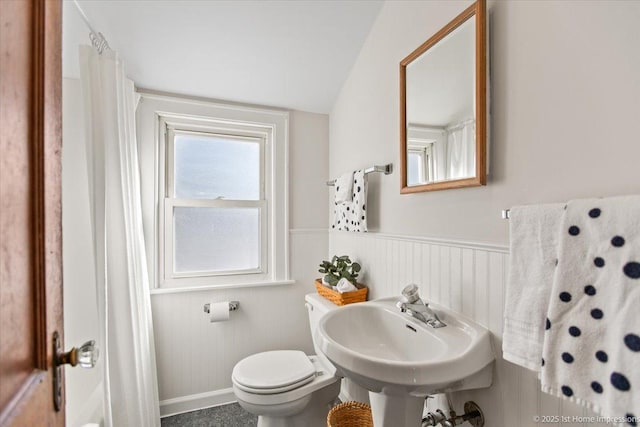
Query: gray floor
xmin=161 ymin=403 xmax=258 ymax=427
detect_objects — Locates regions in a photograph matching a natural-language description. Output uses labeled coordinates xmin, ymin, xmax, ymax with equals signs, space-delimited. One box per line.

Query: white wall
xmin=147 ymin=110 xmax=330 ymax=416
xmin=329 ymin=1 xmax=640 ymax=425
xmin=62 ymin=78 xmax=104 ymax=426
xmin=330 ymin=0 xmax=640 ymax=245
xmin=290 ymin=112 xmax=330 ymax=229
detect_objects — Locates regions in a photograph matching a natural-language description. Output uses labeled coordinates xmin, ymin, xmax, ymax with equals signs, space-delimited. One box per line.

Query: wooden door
xmin=0 ymin=0 xmax=64 ymax=425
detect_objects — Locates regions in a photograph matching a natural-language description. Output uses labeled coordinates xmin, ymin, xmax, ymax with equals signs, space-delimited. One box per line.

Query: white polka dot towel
xmin=541 ymin=195 xmax=640 ymax=426
xmin=332 ymin=169 xmax=367 ymax=232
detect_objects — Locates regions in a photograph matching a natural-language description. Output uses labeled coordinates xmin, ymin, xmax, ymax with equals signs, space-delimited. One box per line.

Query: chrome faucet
xmin=397 ymin=284 xmax=446 ymax=328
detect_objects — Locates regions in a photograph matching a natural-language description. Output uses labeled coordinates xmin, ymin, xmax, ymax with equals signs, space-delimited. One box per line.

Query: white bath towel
xmin=336 ymin=277 xmax=358 ymax=293
xmin=334 ymin=172 xmax=353 ymax=203
xmin=503 ymin=203 xmax=565 ymax=372
xmin=332 ymin=169 xmax=367 ymax=232
xmin=541 ymin=195 xmax=640 ymax=424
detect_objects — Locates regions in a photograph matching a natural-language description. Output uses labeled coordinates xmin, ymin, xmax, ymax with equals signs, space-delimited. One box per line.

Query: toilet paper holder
xmin=203 ymin=301 xmax=239 ymax=314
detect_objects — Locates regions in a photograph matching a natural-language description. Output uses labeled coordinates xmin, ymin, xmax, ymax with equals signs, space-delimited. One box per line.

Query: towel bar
xmin=326 ymin=164 xmax=393 ymax=186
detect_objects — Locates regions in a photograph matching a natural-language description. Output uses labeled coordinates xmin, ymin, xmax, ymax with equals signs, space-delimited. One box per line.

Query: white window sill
xmin=149 ymin=279 xmax=296 ymax=295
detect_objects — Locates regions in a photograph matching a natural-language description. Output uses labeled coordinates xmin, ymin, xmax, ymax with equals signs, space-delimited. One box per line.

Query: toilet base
xmin=236 ymin=379 xmax=341 ymax=427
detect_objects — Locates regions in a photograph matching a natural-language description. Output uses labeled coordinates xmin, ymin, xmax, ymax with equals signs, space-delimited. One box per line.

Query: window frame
xmin=407 ymin=124 xmax=446 ymax=182
xmin=159 ymin=117 xmax=275 ymax=287
xmin=136 ymin=93 xmax=290 ymax=291
xmin=407 ymin=143 xmax=434 ymax=184
xmin=164 ymin=127 xmax=267 ymax=280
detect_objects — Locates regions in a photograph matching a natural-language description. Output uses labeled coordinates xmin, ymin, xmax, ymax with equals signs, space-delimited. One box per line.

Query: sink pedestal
xmin=368 ymin=392 xmax=424 ymax=427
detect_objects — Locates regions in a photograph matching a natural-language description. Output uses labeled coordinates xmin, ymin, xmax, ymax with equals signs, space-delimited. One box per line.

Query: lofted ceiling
xmin=63 ymin=0 xmax=383 ymax=114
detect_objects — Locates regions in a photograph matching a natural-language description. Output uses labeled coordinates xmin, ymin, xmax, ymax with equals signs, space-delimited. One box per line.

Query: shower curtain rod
xmin=73 ymin=0 xmax=111 ymax=54
xmin=445 ymin=118 xmax=475 ymax=132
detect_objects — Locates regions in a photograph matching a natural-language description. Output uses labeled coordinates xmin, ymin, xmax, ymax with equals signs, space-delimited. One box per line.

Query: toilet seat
xmin=232 ymin=352 xmax=340 ymax=406
xmin=232 ymin=350 xmax=317 ymax=395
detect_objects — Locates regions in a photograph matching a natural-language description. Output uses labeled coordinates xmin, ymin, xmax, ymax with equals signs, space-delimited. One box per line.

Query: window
xmin=407 ymin=124 xmax=445 ymax=183
xmin=137 ymin=93 xmax=290 ymax=289
xmin=407 ymin=145 xmax=433 ymax=185
xmin=166 ymin=130 xmax=266 ymax=278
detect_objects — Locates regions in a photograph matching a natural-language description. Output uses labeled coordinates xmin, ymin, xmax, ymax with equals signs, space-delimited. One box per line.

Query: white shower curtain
xmin=79 ymin=45 xmax=160 ymax=427
xmin=446 ymin=120 xmax=476 ymax=180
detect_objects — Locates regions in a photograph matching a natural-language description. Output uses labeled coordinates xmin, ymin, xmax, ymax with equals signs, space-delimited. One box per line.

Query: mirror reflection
xmin=406 ymin=18 xmax=475 ymax=185
xmin=400 ymin=0 xmax=486 ymax=193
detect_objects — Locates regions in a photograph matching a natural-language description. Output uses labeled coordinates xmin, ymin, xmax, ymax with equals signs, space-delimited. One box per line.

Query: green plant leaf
xmin=320 ymin=255 xmax=363 ymax=286
xmin=325 ymin=274 xmax=339 ymax=286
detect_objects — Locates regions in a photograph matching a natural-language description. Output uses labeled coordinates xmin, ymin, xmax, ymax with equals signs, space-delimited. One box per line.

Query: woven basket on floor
xmin=327 ymin=401 xmax=373 ymax=427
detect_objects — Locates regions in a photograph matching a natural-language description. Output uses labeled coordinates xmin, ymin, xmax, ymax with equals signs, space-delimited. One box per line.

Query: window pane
xmin=407 ymin=151 xmax=423 ymax=186
xmin=174 ymin=133 xmax=260 ymax=200
xmin=174 ymin=207 xmax=260 ymax=273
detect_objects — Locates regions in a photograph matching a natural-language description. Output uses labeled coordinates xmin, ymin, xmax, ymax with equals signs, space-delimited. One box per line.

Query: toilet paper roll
xmin=208 ymin=301 xmax=230 ymax=323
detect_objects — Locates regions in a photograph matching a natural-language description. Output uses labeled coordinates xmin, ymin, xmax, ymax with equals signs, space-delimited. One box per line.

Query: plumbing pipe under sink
xmin=422 ymin=394 xmax=485 ymax=427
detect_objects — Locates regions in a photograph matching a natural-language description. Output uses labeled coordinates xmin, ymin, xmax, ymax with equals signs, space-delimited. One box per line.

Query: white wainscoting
xmin=152 ymin=230 xmax=326 ymax=417
xmin=330 ymin=231 xmax=611 ymax=427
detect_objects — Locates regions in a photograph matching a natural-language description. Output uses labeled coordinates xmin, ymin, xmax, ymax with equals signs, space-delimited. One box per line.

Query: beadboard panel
xmin=152 ymin=230 xmax=325 ymax=410
xmin=330 ymin=231 xmax=610 ymax=427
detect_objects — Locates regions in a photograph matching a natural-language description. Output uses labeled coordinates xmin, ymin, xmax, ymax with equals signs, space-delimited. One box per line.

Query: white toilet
xmin=231 ymin=293 xmax=341 ymax=427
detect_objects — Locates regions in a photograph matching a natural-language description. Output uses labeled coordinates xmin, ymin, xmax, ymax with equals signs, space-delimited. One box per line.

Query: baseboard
xmin=159 ymin=388 xmax=236 ymax=418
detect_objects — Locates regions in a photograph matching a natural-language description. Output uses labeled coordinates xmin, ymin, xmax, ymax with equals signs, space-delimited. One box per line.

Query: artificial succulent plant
xmin=318 ymin=255 xmax=361 ymax=286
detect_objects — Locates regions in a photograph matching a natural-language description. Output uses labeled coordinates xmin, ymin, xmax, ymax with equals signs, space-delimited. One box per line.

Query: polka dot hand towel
xmin=332 ymin=169 xmax=367 ymax=232
xmin=541 ymin=195 xmax=640 ymax=425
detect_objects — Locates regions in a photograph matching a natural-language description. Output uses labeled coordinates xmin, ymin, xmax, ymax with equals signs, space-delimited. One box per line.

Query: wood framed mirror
xmin=400 ymin=0 xmax=486 ymax=193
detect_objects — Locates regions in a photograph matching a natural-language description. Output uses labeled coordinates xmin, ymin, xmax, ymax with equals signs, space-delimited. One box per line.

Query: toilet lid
xmin=232 ymin=350 xmax=316 ymax=391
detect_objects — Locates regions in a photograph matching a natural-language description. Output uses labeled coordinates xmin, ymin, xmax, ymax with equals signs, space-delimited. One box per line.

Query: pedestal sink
xmin=316 ymin=297 xmax=494 ymax=427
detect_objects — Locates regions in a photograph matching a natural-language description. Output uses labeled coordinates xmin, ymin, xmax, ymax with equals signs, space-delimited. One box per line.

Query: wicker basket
xmin=327 ymin=401 xmax=373 ymax=427
xmin=315 ymin=279 xmax=368 ymax=306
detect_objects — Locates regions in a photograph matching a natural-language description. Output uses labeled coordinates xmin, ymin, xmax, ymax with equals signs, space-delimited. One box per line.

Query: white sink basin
xmin=316 ymin=297 xmax=494 ymax=427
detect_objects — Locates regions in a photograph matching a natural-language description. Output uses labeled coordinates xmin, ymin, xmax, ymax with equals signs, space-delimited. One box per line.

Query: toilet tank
xmin=304 ymin=293 xmax=338 ymax=356
xmin=305 ymin=293 xmax=370 ymax=401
